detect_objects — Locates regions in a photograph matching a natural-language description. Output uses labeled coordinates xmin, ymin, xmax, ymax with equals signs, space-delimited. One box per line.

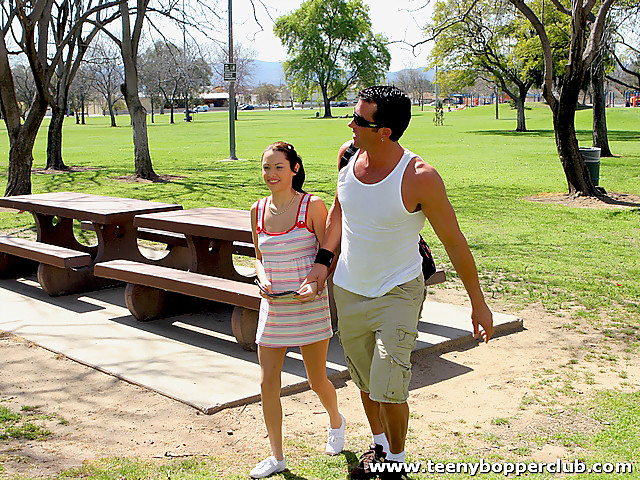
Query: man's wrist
xmin=314 ymin=248 xmax=335 ymax=268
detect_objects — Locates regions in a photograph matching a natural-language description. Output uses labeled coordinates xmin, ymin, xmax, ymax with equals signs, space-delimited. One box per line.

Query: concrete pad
xmin=0 ymin=276 xmax=522 ymax=413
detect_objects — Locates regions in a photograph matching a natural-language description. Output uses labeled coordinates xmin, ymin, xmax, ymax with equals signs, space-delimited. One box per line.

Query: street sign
xmin=224 ymin=63 xmax=237 ymax=81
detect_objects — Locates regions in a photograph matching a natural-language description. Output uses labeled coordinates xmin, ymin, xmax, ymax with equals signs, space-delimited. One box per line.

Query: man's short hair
xmin=358 ymin=85 xmax=411 ymax=141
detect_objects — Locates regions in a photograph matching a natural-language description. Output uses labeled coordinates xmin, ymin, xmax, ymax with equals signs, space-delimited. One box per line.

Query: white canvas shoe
xmin=325 ymin=413 xmax=345 ymax=455
xmin=250 ymin=455 xmax=286 ymax=478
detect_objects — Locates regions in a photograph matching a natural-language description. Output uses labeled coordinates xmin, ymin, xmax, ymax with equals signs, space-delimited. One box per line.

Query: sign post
xmin=224 ymin=63 xmax=237 ymax=82
xmin=227 ymin=0 xmax=237 ymax=160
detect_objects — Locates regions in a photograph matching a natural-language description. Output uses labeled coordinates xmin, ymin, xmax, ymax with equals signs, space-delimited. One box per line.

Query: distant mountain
xmin=250 ymin=60 xmax=285 ymax=86
xmin=387 ymin=67 xmax=435 ymax=83
xmin=250 ymin=60 xmax=434 ymax=87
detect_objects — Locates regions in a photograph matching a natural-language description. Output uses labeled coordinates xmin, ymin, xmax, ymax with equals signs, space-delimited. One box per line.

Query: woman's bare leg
xmin=258 ymin=345 xmax=287 ymax=460
xmin=300 ymin=339 xmax=341 ymax=428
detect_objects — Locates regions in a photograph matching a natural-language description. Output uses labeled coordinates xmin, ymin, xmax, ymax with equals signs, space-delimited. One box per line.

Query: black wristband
xmin=314 ymin=248 xmax=335 ymax=268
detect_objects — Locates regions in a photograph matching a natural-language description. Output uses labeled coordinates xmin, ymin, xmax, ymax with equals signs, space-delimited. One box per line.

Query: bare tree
xmin=1 ymin=0 xmax=121 ymax=195
xmin=10 ymin=63 xmax=36 ymax=120
xmin=46 ymin=0 xmax=118 ymax=171
xmin=138 ymin=45 xmax=163 ymax=123
xmin=86 ymin=40 xmax=124 ymax=127
xmin=141 ymin=40 xmax=211 ymax=124
xmin=392 ymin=68 xmax=433 ymax=108
xmin=180 ymin=41 xmax=213 ymax=121
xmin=255 ymin=83 xmax=279 ymax=110
xmin=210 ymin=41 xmax=256 ymax=97
xmin=98 ymin=1 xmax=159 ymax=179
xmin=69 ymin=65 xmax=94 ymax=125
xmin=141 ymin=41 xmax=182 ymax=124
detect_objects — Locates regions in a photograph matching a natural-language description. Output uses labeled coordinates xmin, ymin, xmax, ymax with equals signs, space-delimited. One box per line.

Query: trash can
xmin=579 ymin=147 xmax=601 ymax=186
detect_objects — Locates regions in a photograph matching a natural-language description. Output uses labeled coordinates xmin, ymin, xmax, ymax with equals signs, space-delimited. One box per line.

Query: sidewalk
xmin=0 ymin=276 xmax=522 ymax=413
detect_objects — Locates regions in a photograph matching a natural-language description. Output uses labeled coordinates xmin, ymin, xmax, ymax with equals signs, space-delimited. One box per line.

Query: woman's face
xmin=262 ymin=149 xmax=297 ymax=192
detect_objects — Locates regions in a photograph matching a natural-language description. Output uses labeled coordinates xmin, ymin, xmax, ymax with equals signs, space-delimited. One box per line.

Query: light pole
xmin=435 ymin=65 xmax=439 ymax=106
xmin=183 ymin=0 xmax=191 ymax=122
xmin=228 ymin=0 xmax=237 ymax=160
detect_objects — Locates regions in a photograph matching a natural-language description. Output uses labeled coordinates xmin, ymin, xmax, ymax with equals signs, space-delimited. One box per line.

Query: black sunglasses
xmin=254 ymin=279 xmax=298 ymax=297
xmin=353 ymin=112 xmax=382 ymax=129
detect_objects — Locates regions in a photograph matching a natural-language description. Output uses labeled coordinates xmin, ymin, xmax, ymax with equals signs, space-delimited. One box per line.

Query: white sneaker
xmin=250 ymin=455 xmax=286 ymax=478
xmin=325 ymin=413 xmax=345 ymax=455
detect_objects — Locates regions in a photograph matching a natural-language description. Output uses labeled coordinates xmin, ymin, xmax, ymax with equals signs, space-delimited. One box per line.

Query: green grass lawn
xmin=2 ymin=104 xmax=638 ymax=327
xmin=1 ymin=104 xmax=639 ymax=478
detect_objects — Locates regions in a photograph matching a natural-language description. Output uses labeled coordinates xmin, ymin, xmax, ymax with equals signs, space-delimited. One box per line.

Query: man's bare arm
xmin=301 ymin=194 xmax=342 ymax=294
xmin=417 ymin=163 xmax=494 ymax=342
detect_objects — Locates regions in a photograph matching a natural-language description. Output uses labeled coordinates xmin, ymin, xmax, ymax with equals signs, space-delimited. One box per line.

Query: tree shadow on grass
xmin=469 ymin=129 xmax=640 ymax=142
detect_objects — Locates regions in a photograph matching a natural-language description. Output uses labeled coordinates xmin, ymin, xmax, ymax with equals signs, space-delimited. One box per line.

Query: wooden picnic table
xmin=93 ymin=207 xmax=262 ymax=350
xmin=135 ymin=206 xmax=254 ymax=280
xmin=0 ymin=192 xmax=182 ymax=296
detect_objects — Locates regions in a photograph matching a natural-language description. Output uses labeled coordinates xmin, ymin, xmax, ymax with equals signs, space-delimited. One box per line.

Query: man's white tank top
xmin=333 ymin=147 xmax=425 ymax=298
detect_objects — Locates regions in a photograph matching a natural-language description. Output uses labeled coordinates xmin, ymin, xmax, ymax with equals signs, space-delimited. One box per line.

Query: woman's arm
xmin=251 ymin=201 xmax=272 ymax=296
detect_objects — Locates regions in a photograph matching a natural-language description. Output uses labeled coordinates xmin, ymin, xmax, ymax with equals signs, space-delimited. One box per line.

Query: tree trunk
xmin=552 ymin=99 xmax=599 ymax=197
xmin=75 ymin=111 xmax=80 ymax=124
xmin=321 ymin=86 xmax=332 ymax=118
xmin=591 ymin=62 xmax=613 ymax=157
xmin=81 ymin=96 xmax=86 ymax=124
xmin=170 ymin=102 xmax=174 ymax=124
xmin=122 ymin=84 xmax=157 ymax=179
xmin=120 ymin=2 xmax=157 ymax=180
xmin=6 ymin=133 xmax=37 ymax=196
xmin=514 ymin=95 xmax=526 ymax=132
xmin=46 ymin=105 xmax=69 ymax=170
xmin=108 ymin=95 xmax=117 ymax=127
xmin=3 ymin=93 xmax=49 ymax=196
xmin=150 ymin=98 xmax=154 ymax=123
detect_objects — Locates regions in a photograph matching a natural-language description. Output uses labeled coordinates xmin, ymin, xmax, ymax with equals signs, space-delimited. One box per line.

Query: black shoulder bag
xmin=338 ymin=143 xmax=436 ymax=281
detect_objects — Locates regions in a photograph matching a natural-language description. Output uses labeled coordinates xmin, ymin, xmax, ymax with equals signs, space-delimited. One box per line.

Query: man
xmin=304 ymin=85 xmax=494 ymax=478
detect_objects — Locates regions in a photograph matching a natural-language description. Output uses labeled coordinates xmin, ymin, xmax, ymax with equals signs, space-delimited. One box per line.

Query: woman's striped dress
xmin=254 ymin=193 xmax=333 ymax=348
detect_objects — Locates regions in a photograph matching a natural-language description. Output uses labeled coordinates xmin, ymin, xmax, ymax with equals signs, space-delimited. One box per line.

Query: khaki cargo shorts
xmin=334 ymin=274 xmax=426 ymax=403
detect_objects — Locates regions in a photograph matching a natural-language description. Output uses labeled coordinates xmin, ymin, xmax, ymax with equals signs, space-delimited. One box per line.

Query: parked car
xmin=336 ymin=101 xmax=349 ymax=107
xmin=183 ymin=108 xmax=197 ymax=114
xmin=240 ymin=104 xmax=255 ymax=110
xmin=195 ymin=105 xmax=209 ymax=112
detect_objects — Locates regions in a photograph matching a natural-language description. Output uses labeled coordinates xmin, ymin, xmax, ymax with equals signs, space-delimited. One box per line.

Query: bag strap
xmin=339 ymin=143 xmax=358 ymax=171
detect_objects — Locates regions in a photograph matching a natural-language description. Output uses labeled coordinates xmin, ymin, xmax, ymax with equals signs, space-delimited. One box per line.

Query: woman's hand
xmin=296 ymin=281 xmax=318 ymax=302
xmin=257 ymin=280 xmax=274 ymax=300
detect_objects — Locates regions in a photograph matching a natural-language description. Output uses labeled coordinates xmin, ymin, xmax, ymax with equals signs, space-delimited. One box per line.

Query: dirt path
xmin=1 ymin=287 xmax=638 ymax=478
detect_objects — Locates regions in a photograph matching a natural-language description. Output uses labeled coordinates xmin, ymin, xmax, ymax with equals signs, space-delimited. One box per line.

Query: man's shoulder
xmin=406 ymin=154 xmax=440 ymax=185
xmin=338 ymin=140 xmax=354 ymax=161
xmin=339 ymin=140 xmax=353 ymax=156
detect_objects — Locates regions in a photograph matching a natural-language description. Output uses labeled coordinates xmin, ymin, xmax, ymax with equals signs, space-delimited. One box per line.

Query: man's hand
xmin=295 ymin=281 xmax=318 ymax=302
xmin=471 ymin=302 xmax=494 ymax=343
xmin=301 ymin=263 xmax=329 ymax=296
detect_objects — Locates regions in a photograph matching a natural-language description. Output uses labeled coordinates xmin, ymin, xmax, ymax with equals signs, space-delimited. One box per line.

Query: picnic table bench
xmin=0 ymin=192 xmax=182 ymax=295
xmin=93 ymin=207 xmax=263 ymax=350
xmin=79 ymin=221 xmax=255 ymax=257
xmin=93 ymin=207 xmax=446 ymax=351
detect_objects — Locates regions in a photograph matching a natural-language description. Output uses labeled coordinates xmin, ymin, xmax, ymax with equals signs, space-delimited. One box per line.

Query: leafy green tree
xmin=509 ymin=0 xmax=616 ymax=197
xmin=274 ymin=0 xmax=390 ymax=118
xmin=428 ymin=0 xmax=568 ymax=132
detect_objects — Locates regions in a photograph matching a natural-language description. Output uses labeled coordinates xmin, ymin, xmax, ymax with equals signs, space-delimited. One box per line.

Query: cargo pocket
xmin=344 ymin=354 xmax=368 ymax=393
xmin=384 ymin=328 xmax=418 ymax=402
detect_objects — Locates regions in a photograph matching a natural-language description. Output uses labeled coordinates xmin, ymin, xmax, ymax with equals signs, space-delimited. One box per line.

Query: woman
xmin=249 ymin=142 xmax=345 ymax=478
